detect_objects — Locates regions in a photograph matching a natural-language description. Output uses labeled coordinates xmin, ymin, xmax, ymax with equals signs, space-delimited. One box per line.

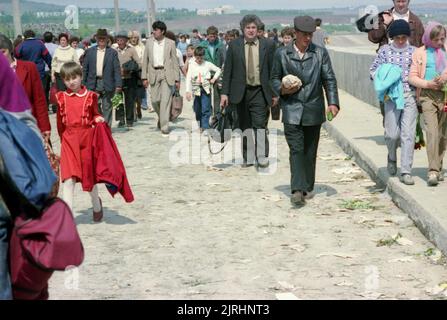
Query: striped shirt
xmin=370 ymin=42 xmax=416 ymax=92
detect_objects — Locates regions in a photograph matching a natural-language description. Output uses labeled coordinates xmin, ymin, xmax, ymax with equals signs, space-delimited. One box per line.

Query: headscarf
xmin=0 ymin=53 xmax=32 ymax=112
xmin=422 ymin=21 xmax=447 ymax=74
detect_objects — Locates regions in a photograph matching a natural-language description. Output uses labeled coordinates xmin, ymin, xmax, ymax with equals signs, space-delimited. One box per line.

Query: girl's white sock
xmin=62 ymin=178 xmax=76 ymax=210
xmin=89 ymin=185 xmax=102 ymax=212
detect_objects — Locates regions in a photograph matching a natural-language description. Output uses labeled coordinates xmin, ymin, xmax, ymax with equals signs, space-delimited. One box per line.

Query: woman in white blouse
xmin=51 ymin=33 xmax=79 ymax=91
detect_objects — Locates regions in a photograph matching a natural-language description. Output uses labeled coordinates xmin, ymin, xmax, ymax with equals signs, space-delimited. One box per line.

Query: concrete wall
xmin=328 ymin=49 xmax=379 ymax=108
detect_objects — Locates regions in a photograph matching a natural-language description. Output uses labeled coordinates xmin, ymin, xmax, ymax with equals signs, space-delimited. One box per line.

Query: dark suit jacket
xmin=16 ymin=60 xmax=51 ymax=133
xmin=82 ymin=47 xmax=122 ymax=92
xmin=270 ymin=43 xmax=339 ymax=126
xmin=222 ymin=37 xmax=276 ymax=105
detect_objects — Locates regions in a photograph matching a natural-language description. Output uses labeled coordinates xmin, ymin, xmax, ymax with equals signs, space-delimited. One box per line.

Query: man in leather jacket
xmin=368 ymin=0 xmax=424 ymax=51
xmin=270 ymin=16 xmax=340 ymax=206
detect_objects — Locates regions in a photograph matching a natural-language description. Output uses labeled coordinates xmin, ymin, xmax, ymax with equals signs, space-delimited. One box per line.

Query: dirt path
xmin=48 ymin=95 xmax=447 ymax=300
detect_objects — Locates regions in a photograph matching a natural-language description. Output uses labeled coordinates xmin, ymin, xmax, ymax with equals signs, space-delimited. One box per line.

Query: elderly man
xmin=128 ymin=30 xmax=147 ymax=119
xmin=368 ymin=0 xmax=424 ymax=50
xmin=82 ymin=29 xmax=122 ymax=127
xmin=221 ymin=15 xmax=278 ymax=168
xmin=142 ymin=21 xmax=180 ymax=135
xmin=271 ymin=16 xmax=339 ymax=206
xmin=115 ymin=31 xmax=141 ymax=128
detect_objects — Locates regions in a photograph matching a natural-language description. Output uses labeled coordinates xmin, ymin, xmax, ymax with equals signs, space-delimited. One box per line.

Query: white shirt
xmin=153 ymin=38 xmax=165 ymax=67
xmin=96 ymin=47 xmax=106 ymax=77
xmin=294 ymin=44 xmax=307 ymax=59
xmin=392 ymin=9 xmax=410 ymax=22
xmin=186 ymin=59 xmax=221 ymax=95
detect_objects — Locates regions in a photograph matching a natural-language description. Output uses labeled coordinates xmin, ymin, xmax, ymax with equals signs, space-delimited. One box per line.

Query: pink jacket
xmin=409 ymin=44 xmax=447 ymax=98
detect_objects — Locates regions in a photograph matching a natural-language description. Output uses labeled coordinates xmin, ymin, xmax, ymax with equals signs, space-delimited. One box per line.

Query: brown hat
xmin=294 ymin=16 xmax=317 ymax=33
xmin=96 ymin=29 xmax=108 ymax=38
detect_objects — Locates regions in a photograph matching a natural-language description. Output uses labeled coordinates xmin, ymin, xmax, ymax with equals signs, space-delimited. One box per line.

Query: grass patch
xmin=340 ymin=199 xmax=376 ymax=211
xmin=377 ymin=233 xmax=402 ymax=247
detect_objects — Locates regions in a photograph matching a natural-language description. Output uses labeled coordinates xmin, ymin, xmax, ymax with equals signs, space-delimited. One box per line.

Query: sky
xmin=30 ymin=0 xmax=445 ymax=10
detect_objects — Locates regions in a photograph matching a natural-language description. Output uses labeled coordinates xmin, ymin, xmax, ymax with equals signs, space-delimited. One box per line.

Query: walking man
xmin=142 ymin=21 xmax=180 ymax=135
xmin=199 ymin=26 xmax=226 ymax=114
xmin=82 ymin=29 xmax=122 ymax=127
xmin=115 ymin=31 xmax=141 ymax=128
xmin=271 ymin=16 xmax=339 ymax=206
xmin=221 ymin=14 xmax=278 ymax=168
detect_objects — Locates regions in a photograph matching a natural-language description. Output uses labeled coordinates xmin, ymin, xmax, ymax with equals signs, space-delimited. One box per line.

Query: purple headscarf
xmin=0 ymin=53 xmax=32 ymax=112
xmin=422 ymin=21 xmax=447 ymax=74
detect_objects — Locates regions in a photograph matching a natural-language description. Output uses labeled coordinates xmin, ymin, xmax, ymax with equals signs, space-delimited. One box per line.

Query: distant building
xmin=197 ymin=5 xmax=240 ymax=16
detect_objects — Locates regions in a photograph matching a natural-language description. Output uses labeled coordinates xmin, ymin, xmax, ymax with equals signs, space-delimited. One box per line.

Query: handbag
xmin=209 ymin=107 xmax=234 ymax=144
xmin=170 ymin=89 xmax=183 ymax=121
xmin=44 ymin=140 xmax=60 ymax=198
xmin=9 ymin=198 xmax=84 ymax=300
xmin=271 ymin=105 xmax=281 ymax=121
xmin=356 ymin=11 xmax=387 ymax=33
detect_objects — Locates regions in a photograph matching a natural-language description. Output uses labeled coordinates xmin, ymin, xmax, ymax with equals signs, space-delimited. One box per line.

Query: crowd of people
xmin=0 ymin=0 xmax=446 ymax=300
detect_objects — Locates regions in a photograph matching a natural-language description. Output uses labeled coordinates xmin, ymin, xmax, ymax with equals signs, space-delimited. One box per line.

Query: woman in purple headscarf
xmin=0 ymin=53 xmax=40 ymax=137
xmin=409 ymin=22 xmax=447 ymax=186
xmin=0 ymin=51 xmax=41 ymax=300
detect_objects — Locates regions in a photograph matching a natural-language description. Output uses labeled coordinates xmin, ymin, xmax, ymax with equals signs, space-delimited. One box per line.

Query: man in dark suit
xmin=82 ymin=29 xmax=122 ymax=127
xmin=271 ymin=16 xmax=339 ymax=207
xmin=221 ymin=15 xmax=278 ymax=168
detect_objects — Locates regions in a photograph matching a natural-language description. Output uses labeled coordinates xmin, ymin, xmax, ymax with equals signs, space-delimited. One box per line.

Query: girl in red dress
xmin=56 ymin=62 xmax=105 ymax=222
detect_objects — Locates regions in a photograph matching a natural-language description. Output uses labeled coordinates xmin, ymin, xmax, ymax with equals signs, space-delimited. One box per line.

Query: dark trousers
xmin=237 ymin=86 xmax=269 ymax=164
xmin=284 ymin=123 xmax=321 ymax=193
xmin=0 ymin=196 xmax=11 ymax=300
xmin=54 ymin=73 xmax=67 ymax=92
xmin=41 ymin=72 xmax=51 ymax=107
xmin=95 ymin=78 xmax=115 ymax=127
xmin=116 ymin=78 xmax=137 ymax=125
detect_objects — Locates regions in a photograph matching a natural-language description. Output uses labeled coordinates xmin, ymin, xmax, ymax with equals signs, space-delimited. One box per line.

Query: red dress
xmin=56 ymin=86 xmax=101 ymax=191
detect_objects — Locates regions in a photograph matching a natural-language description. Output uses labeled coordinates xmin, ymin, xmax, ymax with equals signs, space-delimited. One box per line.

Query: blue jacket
xmin=374 ymin=64 xmax=405 ymax=110
xmin=0 ymin=111 xmax=56 ymax=209
xmin=15 ymin=38 xmax=52 ymax=80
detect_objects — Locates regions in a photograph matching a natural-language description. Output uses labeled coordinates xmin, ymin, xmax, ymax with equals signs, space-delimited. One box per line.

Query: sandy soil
xmin=48 ymin=90 xmax=447 ymax=300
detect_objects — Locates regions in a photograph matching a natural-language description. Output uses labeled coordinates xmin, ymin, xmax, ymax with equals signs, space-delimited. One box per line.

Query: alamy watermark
xmin=64 ymin=5 xmax=79 ymax=30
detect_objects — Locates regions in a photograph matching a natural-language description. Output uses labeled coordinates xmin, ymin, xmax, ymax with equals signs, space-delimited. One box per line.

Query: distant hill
xmin=0 ymin=0 xmax=65 ymax=13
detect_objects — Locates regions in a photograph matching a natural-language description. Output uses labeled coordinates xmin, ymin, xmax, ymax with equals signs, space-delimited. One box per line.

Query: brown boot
xmin=93 ymin=198 xmax=103 ymax=222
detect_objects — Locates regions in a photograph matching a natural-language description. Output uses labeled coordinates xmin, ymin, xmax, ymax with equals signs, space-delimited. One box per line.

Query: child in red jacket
xmin=56 ymin=62 xmax=105 ymax=222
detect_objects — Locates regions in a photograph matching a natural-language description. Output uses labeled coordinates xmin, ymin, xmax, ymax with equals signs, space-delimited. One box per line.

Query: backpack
xmin=0 ymin=140 xmax=83 ymax=300
xmin=356 ymin=11 xmax=388 ymax=33
xmin=9 ymin=198 xmax=84 ymax=300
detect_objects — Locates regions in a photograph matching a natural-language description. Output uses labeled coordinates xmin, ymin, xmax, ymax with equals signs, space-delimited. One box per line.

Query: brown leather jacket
xmin=368 ymin=8 xmax=424 ymax=51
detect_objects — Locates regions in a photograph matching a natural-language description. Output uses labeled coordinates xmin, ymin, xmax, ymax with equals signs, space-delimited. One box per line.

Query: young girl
xmin=409 ymin=22 xmax=447 ymax=186
xmin=370 ymin=20 xmax=418 ymax=185
xmin=56 ymin=62 xmax=105 ymax=222
xmin=185 ymin=47 xmax=221 ymax=132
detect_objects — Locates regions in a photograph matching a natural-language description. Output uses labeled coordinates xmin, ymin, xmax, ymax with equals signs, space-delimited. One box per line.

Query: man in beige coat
xmin=142 ymin=21 xmax=180 ymax=135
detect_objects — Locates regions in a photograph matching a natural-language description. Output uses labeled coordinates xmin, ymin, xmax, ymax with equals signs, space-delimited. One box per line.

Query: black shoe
xmin=118 ymin=121 xmax=125 ymax=128
xmin=241 ymin=163 xmax=254 ymax=168
xmin=127 ymin=123 xmax=134 ymax=128
xmin=257 ymin=158 xmax=269 ymax=168
xmin=291 ymin=191 xmax=305 ymax=207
